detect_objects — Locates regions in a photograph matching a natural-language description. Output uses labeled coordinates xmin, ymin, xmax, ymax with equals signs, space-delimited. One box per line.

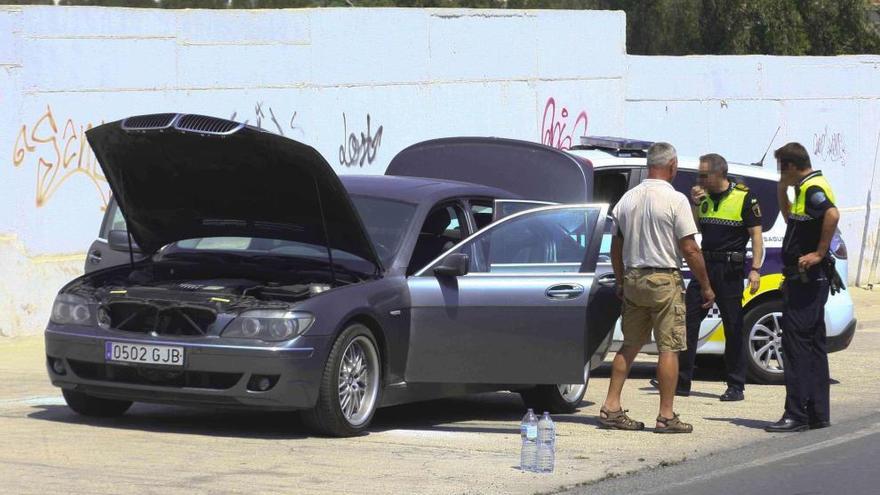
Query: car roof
xmin=340 ymin=174 xmax=519 ymax=205
xmin=565 ymin=149 xmax=780 ymax=182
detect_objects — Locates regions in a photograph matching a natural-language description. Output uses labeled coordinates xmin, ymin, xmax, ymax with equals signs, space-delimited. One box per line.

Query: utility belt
xmin=703 ymin=251 xmax=746 ymax=264
xmin=783 ymin=256 xmax=845 ymax=295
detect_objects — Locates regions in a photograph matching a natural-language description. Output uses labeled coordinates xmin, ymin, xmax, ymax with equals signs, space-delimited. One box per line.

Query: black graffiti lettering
xmin=338 ymin=113 xmax=383 ymax=168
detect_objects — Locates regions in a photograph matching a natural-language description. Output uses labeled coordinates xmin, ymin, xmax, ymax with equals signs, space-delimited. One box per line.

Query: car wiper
xmin=246 ymin=254 xmax=371 ymax=281
xmin=158 ymin=251 xmax=247 ymax=264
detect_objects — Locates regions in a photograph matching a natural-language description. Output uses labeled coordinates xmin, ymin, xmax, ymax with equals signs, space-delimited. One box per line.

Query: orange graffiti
xmin=12 ymin=105 xmax=108 ymax=209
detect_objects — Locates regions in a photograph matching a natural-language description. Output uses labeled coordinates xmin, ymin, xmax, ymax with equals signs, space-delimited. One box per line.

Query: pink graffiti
xmin=540 ymin=97 xmax=589 ymax=150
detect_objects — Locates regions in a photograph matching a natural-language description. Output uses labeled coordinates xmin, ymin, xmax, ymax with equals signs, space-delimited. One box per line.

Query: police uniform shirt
xmin=782 ymin=171 xmax=836 ymax=266
xmin=699 ymin=183 xmax=762 ymax=253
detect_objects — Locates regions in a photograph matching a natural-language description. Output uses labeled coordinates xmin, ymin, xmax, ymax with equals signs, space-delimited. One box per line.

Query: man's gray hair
xmin=646 ymin=142 xmax=677 ymax=169
xmin=700 ymin=153 xmax=728 ymax=177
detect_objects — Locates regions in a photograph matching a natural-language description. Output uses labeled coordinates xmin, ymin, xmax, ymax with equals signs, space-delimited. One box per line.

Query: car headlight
xmin=50 ymin=293 xmax=94 ymax=326
xmin=222 ymin=310 xmax=314 ymax=342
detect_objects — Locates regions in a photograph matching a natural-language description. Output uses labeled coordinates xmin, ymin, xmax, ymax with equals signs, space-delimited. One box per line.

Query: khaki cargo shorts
xmin=621 ymin=268 xmax=686 ymax=352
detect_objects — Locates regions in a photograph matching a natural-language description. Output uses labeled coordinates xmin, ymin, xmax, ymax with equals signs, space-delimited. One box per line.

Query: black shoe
xmin=719 ymin=387 xmax=744 ymax=402
xmin=764 ymin=417 xmax=809 ymax=433
xmin=649 ymin=378 xmax=690 ymax=397
xmin=810 ymin=420 xmax=831 ymax=430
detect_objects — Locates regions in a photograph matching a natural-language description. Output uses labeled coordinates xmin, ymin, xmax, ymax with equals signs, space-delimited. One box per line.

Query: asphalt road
xmin=0 ymin=289 xmax=878 ymax=494
xmin=568 ymin=411 xmax=880 ymax=495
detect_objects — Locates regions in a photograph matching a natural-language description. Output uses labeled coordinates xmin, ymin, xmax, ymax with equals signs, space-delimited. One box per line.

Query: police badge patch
xmin=810 ymin=191 xmax=828 ymax=206
xmin=701 ymin=202 xmax=709 ymax=214
xmin=751 ymin=199 xmax=762 ymax=218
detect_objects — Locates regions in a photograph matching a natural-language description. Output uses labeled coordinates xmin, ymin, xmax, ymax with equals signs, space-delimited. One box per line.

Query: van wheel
xmin=301 ymin=324 xmax=382 ymax=437
xmin=62 ymin=389 xmax=132 ymax=417
xmin=519 ymin=364 xmax=590 ymax=414
xmin=744 ymin=300 xmax=786 ymax=385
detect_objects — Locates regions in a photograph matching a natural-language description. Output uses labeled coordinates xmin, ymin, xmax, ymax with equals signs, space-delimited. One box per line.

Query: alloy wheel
xmin=749 ymin=312 xmax=785 ymax=374
xmin=557 ymin=364 xmax=590 ymax=403
xmin=337 ymin=335 xmax=380 ymax=427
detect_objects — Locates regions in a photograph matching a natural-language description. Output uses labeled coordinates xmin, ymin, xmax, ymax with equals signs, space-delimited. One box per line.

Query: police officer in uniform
xmin=766 ymin=142 xmax=841 ymax=433
xmin=675 ymin=153 xmax=764 ymax=401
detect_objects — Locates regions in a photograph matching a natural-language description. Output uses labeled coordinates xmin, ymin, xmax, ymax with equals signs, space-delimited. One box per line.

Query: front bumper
xmin=827 ymin=318 xmax=857 ymax=353
xmin=45 ymin=325 xmax=329 ymax=410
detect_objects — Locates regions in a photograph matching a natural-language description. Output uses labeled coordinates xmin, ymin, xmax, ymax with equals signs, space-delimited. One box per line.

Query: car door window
xmin=492 ymin=199 xmax=557 ymax=221
xmin=432 ymin=206 xmax=603 ymax=275
xmin=469 ymin=200 xmax=495 ymax=231
xmin=593 ymin=169 xmax=631 ymax=211
xmin=407 ymin=203 xmax=468 ymax=275
xmin=99 ymin=200 xmax=127 ymax=239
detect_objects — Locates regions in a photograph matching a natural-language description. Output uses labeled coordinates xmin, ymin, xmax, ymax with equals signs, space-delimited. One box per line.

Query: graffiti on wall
xmin=230 ymin=101 xmax=303 ymax=138
xmin=12 ymin=105 xmax=109 ymax=209
xmin=540 ymin=97 xmax=589 ymax=150
xmin=813 ymin=126 xmax=847 ymax=166
xmin=338 ymin=113 xmax=383 ymax=167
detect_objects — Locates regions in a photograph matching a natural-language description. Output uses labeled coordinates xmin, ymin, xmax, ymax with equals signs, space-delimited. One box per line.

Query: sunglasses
xmin=698 ymin=173 xmax=710 ymax=179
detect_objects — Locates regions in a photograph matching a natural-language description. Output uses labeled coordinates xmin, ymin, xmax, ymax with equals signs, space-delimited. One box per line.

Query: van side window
xmin=736 ymin=178 xmax=779 ymax=231
xmin=670 ymin=171 xmax=698 ymax=196
xmin=593 ymin=169 xmax=631 ymax=211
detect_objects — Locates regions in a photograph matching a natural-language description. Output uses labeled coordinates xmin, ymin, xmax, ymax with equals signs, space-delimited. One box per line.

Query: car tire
xmin=743 ymin=300 xmax=786 ymax=385
xmin=62 ymin=389 xmax=132 ymax=417
xmin=519 ymin=364 xmax=590 ymax=414
xmin=301 ymin=323 xmax=382 ymax=437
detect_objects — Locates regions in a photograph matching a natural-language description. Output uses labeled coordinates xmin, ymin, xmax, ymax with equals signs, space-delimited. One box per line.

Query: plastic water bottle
xmin=536 ymin=411 xmax=556 ymax=473
xmin=520 ymin=408 xmax=538 ymax=472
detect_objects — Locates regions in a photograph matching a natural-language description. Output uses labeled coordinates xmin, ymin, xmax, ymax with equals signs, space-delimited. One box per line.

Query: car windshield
xmin=159 ymin=195 xmax=416 ymax=273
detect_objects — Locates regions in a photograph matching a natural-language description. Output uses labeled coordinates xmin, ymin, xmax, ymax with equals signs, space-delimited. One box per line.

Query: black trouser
xmin=781 ymin=276 xmax=831 ymax=424
xmin=679 ymin=260 xmax=747 ymax=393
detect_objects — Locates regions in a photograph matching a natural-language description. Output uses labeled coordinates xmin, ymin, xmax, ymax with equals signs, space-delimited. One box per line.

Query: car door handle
xmin=87 ymin=250 xmax=103 ymax=264
xmin=597 ymin=274 xmax=617 ymax=287
xmin=546 ymin=284 xmax=585 ymax=300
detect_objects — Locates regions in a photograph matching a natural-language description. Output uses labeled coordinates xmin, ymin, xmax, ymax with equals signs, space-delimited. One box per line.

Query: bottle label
xmin=526 ymin=425 xmax=537 ymax=439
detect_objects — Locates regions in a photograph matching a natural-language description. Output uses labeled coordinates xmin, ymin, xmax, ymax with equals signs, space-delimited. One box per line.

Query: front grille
xmin=106 ymin=302 xmax=216 ymax=336
xmin=121 ymin=113 xmax=177 ymax=131
xmin=68 ymin=359 xmax=242 ymax=390
xmin=175 ymin=114 xmax=242 ymax=135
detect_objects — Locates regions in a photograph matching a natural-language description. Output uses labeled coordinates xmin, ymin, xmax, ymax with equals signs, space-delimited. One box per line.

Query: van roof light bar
xmin=573 ymin=136 xmax=654 ymax=157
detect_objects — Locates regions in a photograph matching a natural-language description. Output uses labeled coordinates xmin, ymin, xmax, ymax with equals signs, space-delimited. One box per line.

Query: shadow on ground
xmin=704 ymin=416 xmax=772 ymax=430
xmin=25 ymin=361 xmax=736 ymax=439
xmin=26 ymin=392 xmax=597 ymax=439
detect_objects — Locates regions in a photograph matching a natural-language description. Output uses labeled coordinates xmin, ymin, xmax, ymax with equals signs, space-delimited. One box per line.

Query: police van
xmin=566 ymin=137 xmax=857 ymax=385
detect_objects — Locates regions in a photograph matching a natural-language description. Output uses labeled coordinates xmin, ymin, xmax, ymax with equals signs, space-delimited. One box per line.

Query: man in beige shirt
xmin=598 ymin=142 xmax=715 ymax=433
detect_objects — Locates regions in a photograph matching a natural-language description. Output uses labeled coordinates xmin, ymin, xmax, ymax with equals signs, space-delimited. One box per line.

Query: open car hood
xmin=86 ymin=114 xmax=382 ymax=272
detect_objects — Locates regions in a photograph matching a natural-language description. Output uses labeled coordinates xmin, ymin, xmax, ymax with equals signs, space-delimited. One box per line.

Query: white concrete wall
xmin=0 ymin=6 xmax=626 ymax=336
xmin=625 ymin=55 xmax=880 ymax=287
xmin=2 ymin=6 xmax=880 ymax=338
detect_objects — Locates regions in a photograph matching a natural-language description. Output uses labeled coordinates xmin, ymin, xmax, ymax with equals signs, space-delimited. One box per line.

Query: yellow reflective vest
xmin=698 ymin=183 xmax=749 ymax=227
xmin=790 ymin=172 xmax=836 ymax=222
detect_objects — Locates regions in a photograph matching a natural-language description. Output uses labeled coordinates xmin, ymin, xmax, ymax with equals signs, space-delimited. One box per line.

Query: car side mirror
xmin=108 ymin=229 xmax=142 ymax=254
xmin=433 ymin=253 xmax=469 ymax=277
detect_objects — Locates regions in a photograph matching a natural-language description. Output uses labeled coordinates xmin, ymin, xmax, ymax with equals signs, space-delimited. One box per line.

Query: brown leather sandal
xmin=598 ymin=408 xmax=645 ymax=431
xmin=654 ymin=413 xmax=693 ymax=434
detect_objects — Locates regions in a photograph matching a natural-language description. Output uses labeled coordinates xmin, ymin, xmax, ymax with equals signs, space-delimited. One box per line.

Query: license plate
xmin=105 ymin=341 xmax=185 ymax=367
